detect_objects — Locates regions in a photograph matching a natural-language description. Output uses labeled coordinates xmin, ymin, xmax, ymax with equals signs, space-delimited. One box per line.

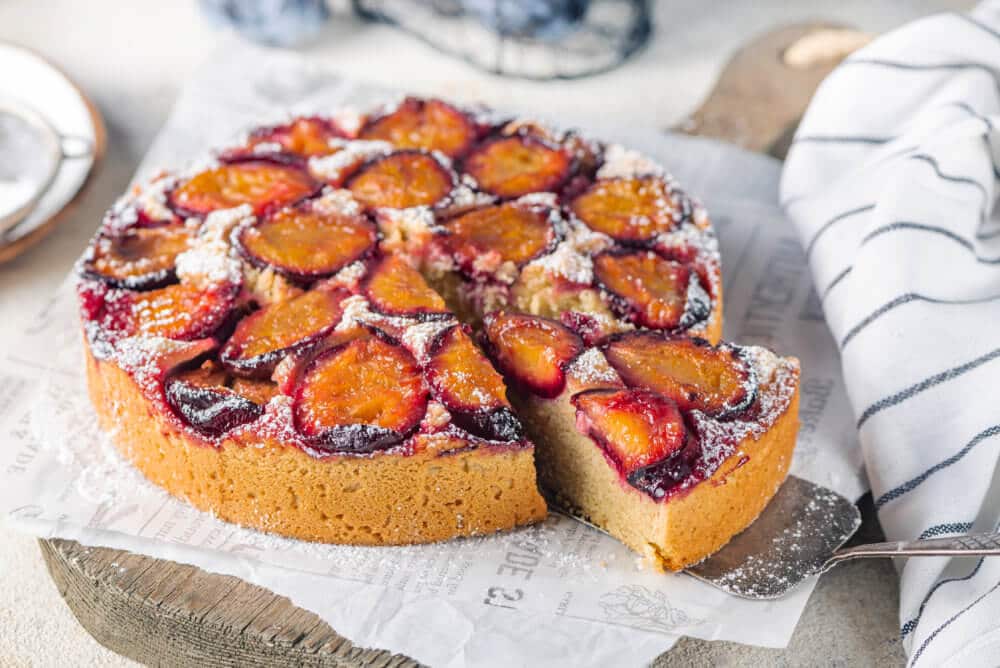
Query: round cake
xmin=77 ymin=96 xmax=797 ymax=568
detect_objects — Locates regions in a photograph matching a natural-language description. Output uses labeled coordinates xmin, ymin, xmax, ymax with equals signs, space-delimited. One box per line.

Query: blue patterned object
xmin=460 ymin=0 xmax=590 ymax=40
xmin=200 ymin=0 xmax=330 ymax=47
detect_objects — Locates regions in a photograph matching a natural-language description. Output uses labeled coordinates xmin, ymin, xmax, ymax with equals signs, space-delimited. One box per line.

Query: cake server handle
xmin=821 ymin=531 xmax=1000 ymax=571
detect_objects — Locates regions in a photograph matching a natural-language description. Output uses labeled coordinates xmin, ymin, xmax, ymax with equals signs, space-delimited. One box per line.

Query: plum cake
xmin=77 ymin=96 xmax=798 ymax=567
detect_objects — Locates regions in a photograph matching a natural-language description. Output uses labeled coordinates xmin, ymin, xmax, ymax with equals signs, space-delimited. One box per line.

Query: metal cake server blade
xmin=553 ymin=475 xmax=1000 ymax=600
xmin=684 ymin=475 xmax=860 ymax=599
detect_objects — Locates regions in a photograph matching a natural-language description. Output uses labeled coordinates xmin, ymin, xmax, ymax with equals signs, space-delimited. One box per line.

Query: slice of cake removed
xmin=482 ymin=312 xmax=800 ymax=571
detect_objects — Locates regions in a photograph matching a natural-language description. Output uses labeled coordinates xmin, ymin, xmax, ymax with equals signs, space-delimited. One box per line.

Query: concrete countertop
xmin=0 ymin=1 xmax=972 ymax=665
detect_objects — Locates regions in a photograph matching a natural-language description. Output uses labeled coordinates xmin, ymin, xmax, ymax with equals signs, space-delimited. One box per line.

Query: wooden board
xmin=679 ymin=22 xmax=870 ymax=158
xmin=38 ymin=23 xmax=872 ymax=667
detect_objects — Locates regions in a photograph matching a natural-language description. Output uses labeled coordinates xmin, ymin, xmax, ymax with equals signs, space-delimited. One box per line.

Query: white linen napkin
xmin=780 ymin=3 xmax=1000 ymax=665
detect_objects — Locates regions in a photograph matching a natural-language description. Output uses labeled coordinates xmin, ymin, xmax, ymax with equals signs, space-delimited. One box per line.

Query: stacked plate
xmin=0 ymin=42 xmax=102 ymax=261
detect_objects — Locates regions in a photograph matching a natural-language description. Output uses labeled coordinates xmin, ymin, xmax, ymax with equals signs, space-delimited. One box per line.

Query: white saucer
xmin=0 ymin=42 xmax=103 ymax=253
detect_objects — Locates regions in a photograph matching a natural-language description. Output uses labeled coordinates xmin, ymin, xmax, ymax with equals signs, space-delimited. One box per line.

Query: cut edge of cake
xmin=516 ymin=353 xmax=800 ymax=571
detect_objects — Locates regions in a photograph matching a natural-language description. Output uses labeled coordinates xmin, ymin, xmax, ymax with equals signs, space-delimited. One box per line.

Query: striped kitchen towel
xmin=780 ymin=3 xmax=1000 ymax=665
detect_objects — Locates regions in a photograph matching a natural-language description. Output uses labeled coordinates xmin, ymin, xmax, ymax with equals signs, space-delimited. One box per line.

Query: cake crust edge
xmin=86 ymin=349 xmax=548 ymax=545
xmin=523 ymin=367 xmax=800 ymax=572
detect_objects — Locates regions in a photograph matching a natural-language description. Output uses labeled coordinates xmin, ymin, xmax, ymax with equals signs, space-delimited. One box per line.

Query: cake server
xmin=553 ymin=475 xmax=1000 ymax=600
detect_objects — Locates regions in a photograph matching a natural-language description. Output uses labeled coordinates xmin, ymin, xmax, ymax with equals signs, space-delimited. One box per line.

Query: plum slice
xmin=593 ymin=250 xmax=710 ymax=330
xmin=169 ymin=162 xmax=319 ymax=217
xmin=120 ymin=282 xmax=236 ymax=340
xmin=237 ymin=202 xmax=376 ymax=280
xmin=426 ymin=325 xmax=522 ymax=441
xmin=463 ymin=136 xmax=570 ymax=199
xmin=239 ymin=117 xmax=343 ymax=159
xmin=441 ymin=202 xmax=556 ymax=276
xmin=165 ymin=361 xmax=274 ymax=437
xmin=347 ymin=150 xmax=454 ymax=209
xmin=292 ymin=334 xmax=428 ymax=453
xmin=230 ymin=376 xmax=279 ymax=405
xmin=572 ymin=388 xmax=687 ymax=474
xmin=482 ymin=311 xmax=584 ymax=398
xmin=602 ymin=331 xmax=755 ymax=418
xmin=625 ymin=434 xmax=702 ymax=500
xmin=360 ymin=98 xmax=479 ymax=158
xmin=570 ymin=177 xmax=677 ymax=243
xmin=84 ymin=225 xmax=192 ymax=290
xmin=220 ymin=288 xmax=347 ymax=378
xmin=362 ymin=255 xmax=449 ymax=319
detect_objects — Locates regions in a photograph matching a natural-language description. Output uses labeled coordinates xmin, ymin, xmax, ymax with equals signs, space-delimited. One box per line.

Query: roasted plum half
xmin=92 ymin=282 xmax=237 ymax=341
xmin=569 ymin=177 xmax=677 ymax=243
xmin=593 ymin=250 xmax=710 ymax=331
xmin=362 ymin=255 xmax=449 ymax=319
xmin=425 ymin=324 xmax=522 ymax=441
xmin=236 ymin=201 xmax=376 ymax=280
xmin=83 ymin=225 xmax=192 ymax=290
xmin=220 ymin=287 xmax=347 ymax=378
xmin=168 ymin=162 xmax=319 ymax=217
xmin=347 ymin=150 xmax=454 ymax=210
xmin=292 ymin=333 xmax=429 ymax=453
xmin=165 ymin=360 xmax=276 ymax=437
xmin=440 ymin=202 xmax=557 ymax=278
xmin=463 ymin=136 xmax=570 ymax=199
xmin=360 ymin=97 xmax=480 ymax=158
xmin=602 ymin=331 xmax=755 ymax=418
xmin=572 ymin=387 xmax=687 ymax=474
xmin=230 ymin=117 xmax=344 ymax=160
xmin=482 ymin=311 xmax=584 ymax=398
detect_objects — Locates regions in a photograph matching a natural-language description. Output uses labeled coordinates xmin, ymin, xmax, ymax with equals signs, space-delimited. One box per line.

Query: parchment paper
xmin=0 ymin=41 xmax=866 ymax=667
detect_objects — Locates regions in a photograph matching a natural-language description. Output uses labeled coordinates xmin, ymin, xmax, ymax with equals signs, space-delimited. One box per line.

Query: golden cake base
xmin=86 ymin=350 xmax=547 ymax=546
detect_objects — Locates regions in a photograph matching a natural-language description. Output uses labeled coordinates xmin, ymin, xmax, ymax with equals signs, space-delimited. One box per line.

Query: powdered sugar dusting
xmin=113 ymin=336 xmax=213 ymax=404
xmin=335 ymin=294 xmax=375 ymax=332
xmin=310 ymin=188 xmax=363 ymax=217
xmin=443 ymin=175 xmax=495 ymax=213
xmin=378 ymin=205 xmax=435 ymax=236
xmin=656 ymin=217 xmax=719 ymax=258
xmin=421 ymin=400 xmax=452 ymax=430
xmin=597 ymin=144 xmax=664 ymax=180
xmin=401 ymin=319 xmax=454 ymax=363
xmin=135 ymin=173 xmax=178 ymax=223
xmin=326 ymin=260 xmax=368 ymax=289
xmin=566 ymin=348 xmax=620 ymax=385
xmin=685 ymin=350 xmax=799 ymax=489
xmin=531 ymin=243 xmax=593 ymax=285
xmin=307 ymin=139 xmax=392 ymax=182
xmin=334 ymin=294 xmax=456 ymax=363
xmin=526 ymin=217 xmax=612 ymax=285
xmin=330 ymin=106 xmax=364 ymax=137
xmin=102 ymin=192 xmax=143 ymax=234
xmin=174 ymin=205 xmax=249 ymax=287
xmin=516 ymin=192 xmax=559 ymax=207
xmin=251 ymin=141 xmax=284 ymax=156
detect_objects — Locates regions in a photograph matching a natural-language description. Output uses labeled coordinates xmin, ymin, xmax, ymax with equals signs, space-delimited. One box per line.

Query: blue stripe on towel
xmin=841 ymin=293 xmax=1000 ymax=349
xmin=858 ymin=352 xmax=1000 ymax=428
xmin=875 ymin=425 xmax=1000 ymax=508
xmin=910 ymin=576 xmax=1000 ymax=665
